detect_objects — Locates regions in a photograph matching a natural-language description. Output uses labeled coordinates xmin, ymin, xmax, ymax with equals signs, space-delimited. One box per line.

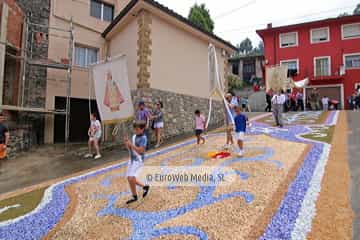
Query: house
xmin=257 ymin=15 xmax=360 ymax=109
xmin=229 ymin=54 xmax=264 ymax=83
xmin=0 ymin=0 xmax=24 ymax=107
xmin=43 ymin=0 xmax=236 ymax=143
xmin=45 ymin=0 xmax=130 ymax=143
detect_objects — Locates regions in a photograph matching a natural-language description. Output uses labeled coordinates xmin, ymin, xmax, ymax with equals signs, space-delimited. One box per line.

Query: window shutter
xmin=343 ymin=24 xmax=360 ymax=38
xmin=312 ymin=28 xmax=328 ymax=42
xmin=281 ymin=32 xmax=297 ymax=46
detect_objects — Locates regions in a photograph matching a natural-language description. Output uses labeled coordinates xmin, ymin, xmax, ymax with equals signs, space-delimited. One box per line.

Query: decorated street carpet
xmin=0 ymin=111 xmax=353 ymax=240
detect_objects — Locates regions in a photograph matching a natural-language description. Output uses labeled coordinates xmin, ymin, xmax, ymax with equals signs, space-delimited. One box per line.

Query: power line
xmin=214 ymin=0 xmax=256 ymax=19
xmin=217 ymin=4 xmax=357 ymax=33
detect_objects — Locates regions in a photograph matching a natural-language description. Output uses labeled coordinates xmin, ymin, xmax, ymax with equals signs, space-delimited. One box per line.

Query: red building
xmin=257 ymin=15 xmax=360 ymax=109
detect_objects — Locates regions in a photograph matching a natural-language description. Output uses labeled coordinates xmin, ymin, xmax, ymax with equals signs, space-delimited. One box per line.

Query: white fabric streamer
xmin=206 ymin=44 xmax=234 ymax=129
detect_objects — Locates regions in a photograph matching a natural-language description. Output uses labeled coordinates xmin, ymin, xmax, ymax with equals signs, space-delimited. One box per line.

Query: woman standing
xmin=152 ymin=101 xmax=164 ymax=148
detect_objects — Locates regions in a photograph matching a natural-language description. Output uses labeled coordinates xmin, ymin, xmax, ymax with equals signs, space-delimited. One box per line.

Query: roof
xmin=102 ymin=0 xmax=237 ymax=51
xmin=256 ymin=14 xmax=360 ymax=37
xmin=229 ymin=54 xmax=264 ymax=62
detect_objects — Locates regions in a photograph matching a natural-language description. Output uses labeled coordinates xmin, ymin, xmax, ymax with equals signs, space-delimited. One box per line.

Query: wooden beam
xmin=0 ymin=104 xmax=66 ymax=115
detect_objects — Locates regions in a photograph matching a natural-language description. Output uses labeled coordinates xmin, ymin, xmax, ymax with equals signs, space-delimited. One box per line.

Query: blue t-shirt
xmin=130 ymin=134 xmax=147 ymax=162
xmin=234 ymin=113 xmax=247 ymax=133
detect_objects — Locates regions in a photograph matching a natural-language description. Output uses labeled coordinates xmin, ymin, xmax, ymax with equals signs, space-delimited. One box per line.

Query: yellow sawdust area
xmin=307 ymin=111 xmax=353 ymax=240
xmin=154 ymin=236 xmax=197 ymax=240
xmin=156 ymin=135 xmax=308 ymax=240
xmin=46 ymin=134 xmax=308 ymax=240
xmin=48 ymin=168 xmax=133 ymax=240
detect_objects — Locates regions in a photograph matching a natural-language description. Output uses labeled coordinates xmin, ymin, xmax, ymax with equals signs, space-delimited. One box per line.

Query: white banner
xmin=91 ymin=55 xmax=134 ymax=124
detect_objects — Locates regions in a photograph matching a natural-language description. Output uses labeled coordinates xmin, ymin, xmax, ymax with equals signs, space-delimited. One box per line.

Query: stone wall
xmin=16 ymin=0 xmax=50 ymax=108
xmin=7 ymin=124 xmax=32 ymax=158
xmin=109 ymin=88 xmax=225 ymax=144
xmin=14 ymin=0 xmax=50 ymax=145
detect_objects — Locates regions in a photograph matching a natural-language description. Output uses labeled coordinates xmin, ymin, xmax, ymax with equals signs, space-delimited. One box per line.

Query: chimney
xmin=267 ymin=23 xmax=273 ymax=29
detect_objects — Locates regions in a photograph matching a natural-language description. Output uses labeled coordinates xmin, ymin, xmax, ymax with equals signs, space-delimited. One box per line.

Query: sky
xmin=156 ymin=0 xmax=359 ymax=47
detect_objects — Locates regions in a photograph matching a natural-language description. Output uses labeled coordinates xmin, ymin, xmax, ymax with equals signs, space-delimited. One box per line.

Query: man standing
xmin=265 ymin=90 xmax=272 ymax=112
xmin=296 ymin=91 xmax=304 ymax=111
xmin=0 ymin=113 xmax=10 ymax=160
xmin=135 ymin=100 xmax=151 ymax=149
xmin=321 ymin=96 xmax=329 ymax=111
xmin=271 ymin=90 xmax=286 ymax=127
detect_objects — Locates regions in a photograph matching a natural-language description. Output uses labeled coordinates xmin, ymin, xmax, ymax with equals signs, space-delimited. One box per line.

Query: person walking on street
xmin=85 ymin=113 xmax=102 ymax=159
xmin=224 ymin=93 xmax=237 ymax=149
xmin=265 ymin=90 xmax=272 ymax=112
xmin=296 ymin=91 xmax=304 ymax=111
xmin=0 ymin=113 xmax=10 ymax=160
xmin=152 ymin=101 xmax=164 ymax=148
xmin=321 ymin=96 xmax=329 ymax=111
xmin=271 ymin=90 xmax=286 ymax=127
xmin=135 ymin=100 xmax=151 ymax=149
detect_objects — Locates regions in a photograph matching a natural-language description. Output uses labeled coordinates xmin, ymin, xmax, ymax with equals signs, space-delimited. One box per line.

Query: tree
xmin=338 ymin=12 xmax=349 ymax=17
xmin=238 ymin=38 xmax=253 ymax=55
xmin=252 ymin=41 xmax=264 ymax=55
xmin=354 ymin=3 xmax=360 ymax=15
xmin=188 ymin=3 xmax=214 ymax=33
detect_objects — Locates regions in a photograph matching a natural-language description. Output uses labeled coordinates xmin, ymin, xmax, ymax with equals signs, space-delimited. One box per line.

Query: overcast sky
xmin=156 ymin=0 xmax=358 ymax=46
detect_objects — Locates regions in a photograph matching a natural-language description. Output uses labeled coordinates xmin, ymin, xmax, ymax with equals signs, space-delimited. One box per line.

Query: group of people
xmin=348 ymin=85 xmax=360 ymax=111
xmin=85 ymin=100 xmax=165 ymax=160
xmin=266 ymin=88 xmax=341 ymax=113
xmin=265 ymin=89 xmax=305 ymax=113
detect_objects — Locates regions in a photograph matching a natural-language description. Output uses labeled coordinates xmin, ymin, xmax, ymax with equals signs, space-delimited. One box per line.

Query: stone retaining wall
xmin=108 ymin=88 xmax=225 ymax=144
xmin=7 ymin=124 xmax=32 ymax=158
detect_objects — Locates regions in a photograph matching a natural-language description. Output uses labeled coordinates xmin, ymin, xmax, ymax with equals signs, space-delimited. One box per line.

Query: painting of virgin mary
xmin=103 ymin=70 xmax=125 ymax=112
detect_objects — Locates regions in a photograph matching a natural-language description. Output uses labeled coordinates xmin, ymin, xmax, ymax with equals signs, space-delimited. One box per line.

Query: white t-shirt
xmin=321 ymin=97 xmax=329 ymax=105
xmin=272 ymin=94 xmax=286 ymax=104
xmin=90 ymin=120 xmax=101 ymax=133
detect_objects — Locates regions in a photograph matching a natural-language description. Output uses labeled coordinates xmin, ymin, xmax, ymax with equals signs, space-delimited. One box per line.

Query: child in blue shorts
xmin=234 ymin=106 xmax=248 ymax=157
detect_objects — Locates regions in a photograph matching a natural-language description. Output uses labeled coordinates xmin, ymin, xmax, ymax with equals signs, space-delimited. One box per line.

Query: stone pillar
xmin=137 ymin=10 xmax=152 ymax=89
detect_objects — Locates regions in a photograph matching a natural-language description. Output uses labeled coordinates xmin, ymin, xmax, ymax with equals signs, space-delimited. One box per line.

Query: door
xmin=54 ymin=97 xmax=100 ymax=143
xmin=243 ymin=60 xmax=256 ymax=82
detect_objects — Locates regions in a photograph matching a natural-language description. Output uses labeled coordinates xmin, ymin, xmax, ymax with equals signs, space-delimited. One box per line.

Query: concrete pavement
xmin=348 ymin=111 xmax=360 ymax=240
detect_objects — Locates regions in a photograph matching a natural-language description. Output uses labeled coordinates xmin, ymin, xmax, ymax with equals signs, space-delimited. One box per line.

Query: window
xmin=74 ymin=45 xmax=98 ymax=67
xmin=342 ymin=23 xmax=360 ymax=39
xmin=344 ymin=54 xmax=360 ymax=69
xmin=311 ymin=27 xmax=329 ymax=43
xmin=280 ymin=59 xmax=299 ymax=74
xmin=90 ymin=0 xmax=114 ymax=22
xmin=280 ymin=32 xmax=298 ymax=48
xmin=314 ymin=57 xmax=331 ymax=77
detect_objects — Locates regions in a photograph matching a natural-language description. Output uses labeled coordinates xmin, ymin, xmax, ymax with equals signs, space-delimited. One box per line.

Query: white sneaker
xmin=237 ymin=151 xmax=243 ymax=157
xmin=223 ymin=144 xmax=230 ymax=150
xmin=94 ymin=154 xmax=102 ymax=159
xmin=84 ymin=153 xmax=93 ymax=158
xmin=155 ymin=143 xmax=160 ymax=148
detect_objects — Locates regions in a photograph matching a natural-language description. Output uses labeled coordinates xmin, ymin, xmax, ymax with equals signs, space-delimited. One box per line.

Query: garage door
xmin=305 ymin=86 xmax=342 ymax=109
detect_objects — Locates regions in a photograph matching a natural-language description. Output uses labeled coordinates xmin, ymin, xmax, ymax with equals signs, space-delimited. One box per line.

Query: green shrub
xmin=227 ymin=74 xmax=244 ymax=91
